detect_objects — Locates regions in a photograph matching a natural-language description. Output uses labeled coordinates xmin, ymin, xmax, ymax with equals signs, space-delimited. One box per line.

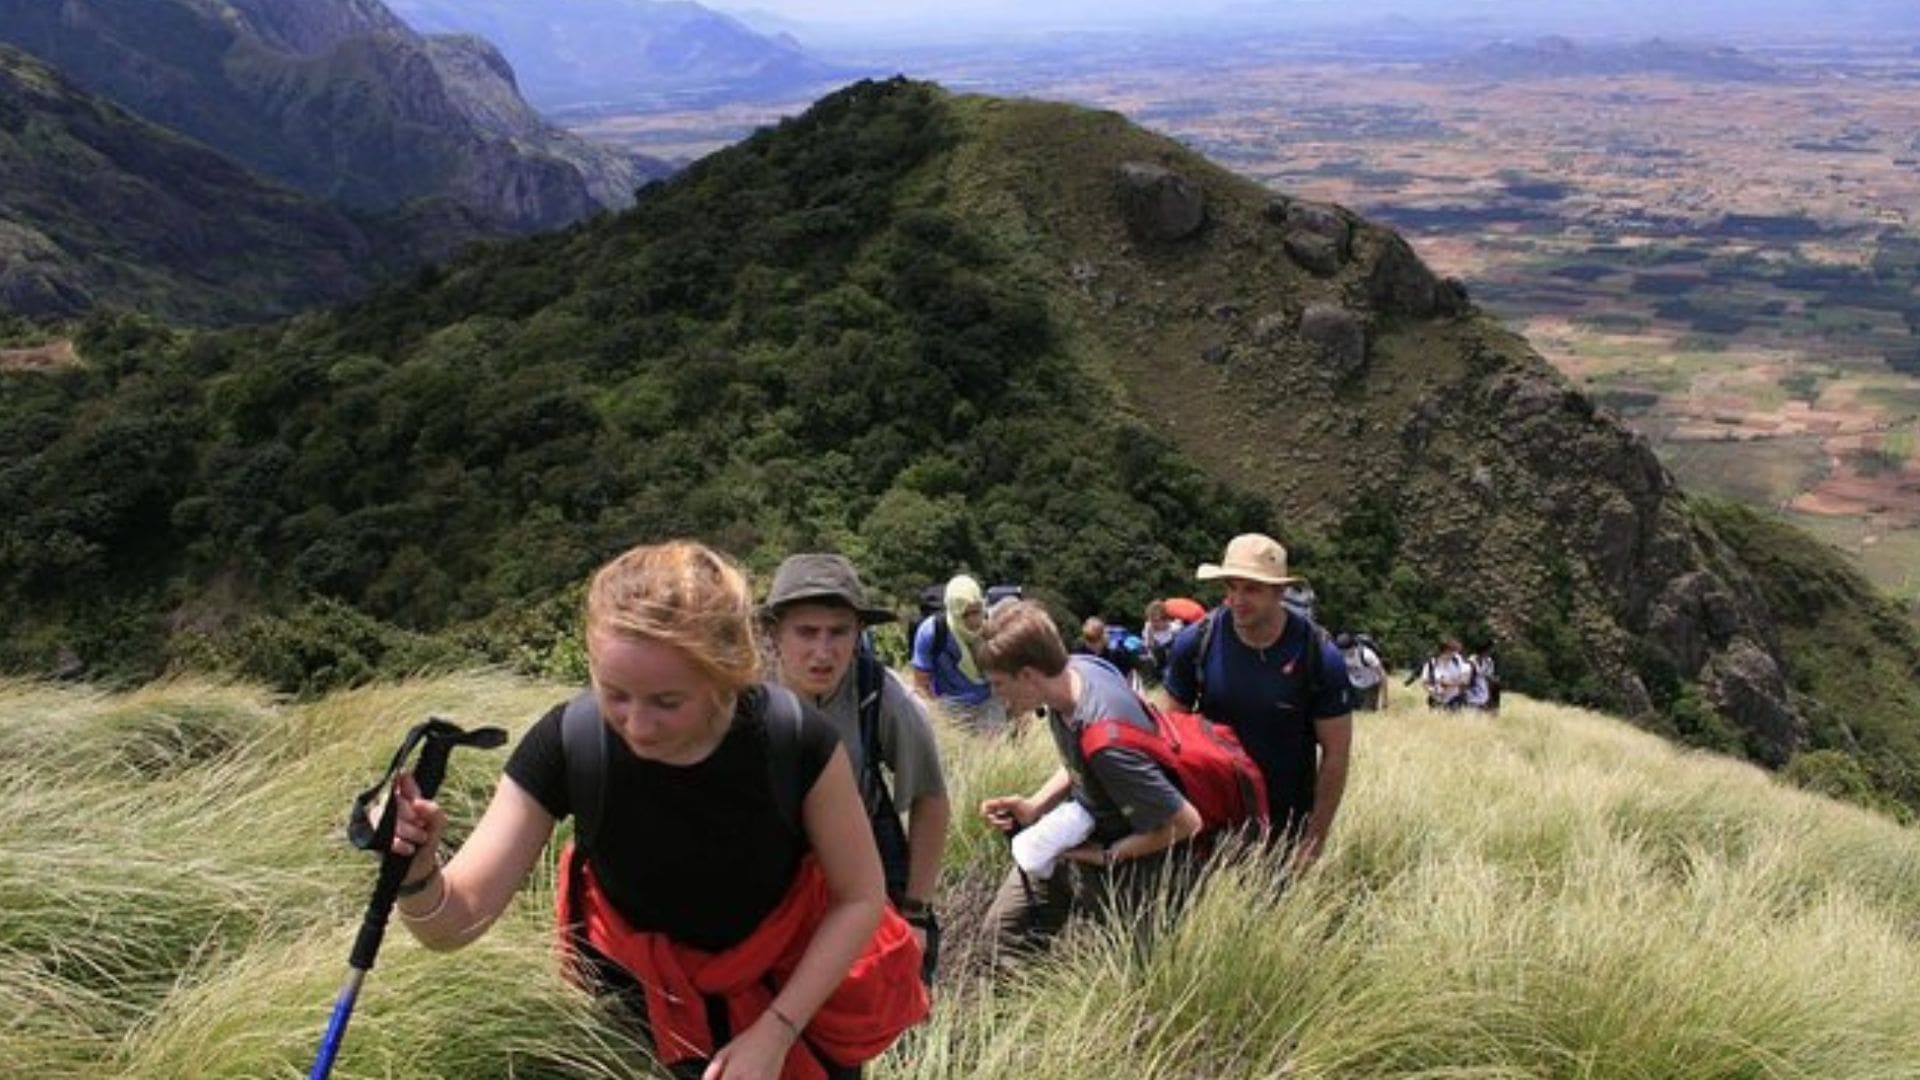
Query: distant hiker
xmin=1164 ymin=533 xmax=1354 ymax=872
xmin=383 ymin=540 xmax=927 ymax=1079
xmin=1074 ymin=615 xmax=1111 ymax=658
xmin=1283 ymin=581 xmax=1317 ymax=619
xmin=910 ymin=575 xmax=1007 ymax=735
xmin=1073 ymin=614 xmax=1142 ymax=684
xmin=1418 ymin=638 xmax=1474 ymax=710
xmin=1336 ymin=631 xmax=1389 ymax=712
xmin=1465 ymin=648 xmax=1500 ymax=713
xmin=1162 ymin=596 xmax=1208 ymax=626
xmin=763 ymin=554 xmax=952 ymax=983
xmin=1142 ymin=599 xmax=1184 ymax=681
xmin=974 ymin=601 xmax=1209 ymax=967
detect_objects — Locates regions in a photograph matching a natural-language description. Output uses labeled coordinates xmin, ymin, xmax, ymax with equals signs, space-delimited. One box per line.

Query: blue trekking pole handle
xmin=309 ymin=718 xmax=506 ymax=1080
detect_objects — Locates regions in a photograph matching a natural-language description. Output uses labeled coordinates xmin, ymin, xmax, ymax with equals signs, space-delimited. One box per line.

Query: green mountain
xmin=3 ymin=79 xmax=1916 ymax=814
xmin=0 ymin=44 xmax=408 ymax=323
xmin=0 ymin=0 xmax=669 ymax=231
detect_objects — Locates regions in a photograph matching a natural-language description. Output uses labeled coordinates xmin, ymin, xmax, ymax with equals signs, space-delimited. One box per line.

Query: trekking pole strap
xmin=343 ymin=718 xmax=507 ymax=972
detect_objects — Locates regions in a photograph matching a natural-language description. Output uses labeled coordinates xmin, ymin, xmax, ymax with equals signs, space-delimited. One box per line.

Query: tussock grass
xmin=4 ymin=676 xmax=1918 ymax=1077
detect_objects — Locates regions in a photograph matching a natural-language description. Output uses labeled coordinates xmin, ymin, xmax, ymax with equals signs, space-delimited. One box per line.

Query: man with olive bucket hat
xmin=1162 ymin=534 xmax=1354 ymax=873
xmin=763 ymin=554 xmax=951 ymax=980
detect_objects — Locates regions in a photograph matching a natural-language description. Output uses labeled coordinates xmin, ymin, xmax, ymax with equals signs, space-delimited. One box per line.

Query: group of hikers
xmin=1408 ymin=637 xmax=1502 ymax=712
xmin=381 ymin=531 xmax=1358 ymax=1078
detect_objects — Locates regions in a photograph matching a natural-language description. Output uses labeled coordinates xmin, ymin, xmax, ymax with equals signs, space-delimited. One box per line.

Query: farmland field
xmin=572 ymin=34 xmax=1920 ymax=604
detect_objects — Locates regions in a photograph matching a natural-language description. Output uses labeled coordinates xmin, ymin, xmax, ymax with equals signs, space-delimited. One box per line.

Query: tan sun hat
xmin=1195 ymin=533 xmax=1301 ymax=586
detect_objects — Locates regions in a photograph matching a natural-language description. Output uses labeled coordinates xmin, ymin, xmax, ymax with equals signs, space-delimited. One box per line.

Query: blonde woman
xmin=384 ymin=541 xmax=927 ymax=1079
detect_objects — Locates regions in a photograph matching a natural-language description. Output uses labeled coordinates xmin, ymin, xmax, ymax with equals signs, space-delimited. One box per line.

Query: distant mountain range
xmin=0 ymin=44 xmax=413 ymax=323
xmin=0 ymin=0 xmax=671 ymax=231
xmin=385 ymin=0 xmax=854 ymax=112
xmin=1433 ymin=37 xmax=1785 ymax=82
xmin=8 ymin=78 xmax=1918 ymax=818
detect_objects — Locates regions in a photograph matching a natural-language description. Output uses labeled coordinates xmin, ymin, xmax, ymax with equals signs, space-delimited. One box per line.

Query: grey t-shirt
xmin=1049 ymin=655 xmax=1186 ymax=844
xmin=806 ymin=660 xmax=947 ymax=810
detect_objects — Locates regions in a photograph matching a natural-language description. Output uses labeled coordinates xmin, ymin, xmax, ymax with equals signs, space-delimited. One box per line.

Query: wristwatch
xmin=898 ymin=897 xmax=932 ymax=919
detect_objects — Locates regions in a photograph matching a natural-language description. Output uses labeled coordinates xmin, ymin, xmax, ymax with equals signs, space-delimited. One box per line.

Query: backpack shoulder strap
xmin=931 ymin=616 xmax=950 ymax=665
xmin=1193 ymin=609 xmax=1219 ymax=710
xmin=761 ymin=682 xmax=808 ymax=840
xmin=1079 ymin=716 xmax=1143 ymax=758
xmin=565 ymin=685 xmax=809 ymax=846
xmin=1297 ymin=614 xmax=1326 ymax=697
xmin=560 ymin=689 xmax=607 ymax=850
xmin=855 ymin=651 xmax=894 ymax=804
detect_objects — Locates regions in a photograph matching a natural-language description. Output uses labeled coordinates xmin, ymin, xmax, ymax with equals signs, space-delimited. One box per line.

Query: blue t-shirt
xmin=910 ymin=615 xmax=992 ymax=705
xmin=1163 ymin=609 xmax=1352 ymax=830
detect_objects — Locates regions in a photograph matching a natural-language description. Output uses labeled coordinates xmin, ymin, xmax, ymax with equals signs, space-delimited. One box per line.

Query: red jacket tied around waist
xmin=556 ymin=843 xmax=929 ymax=1078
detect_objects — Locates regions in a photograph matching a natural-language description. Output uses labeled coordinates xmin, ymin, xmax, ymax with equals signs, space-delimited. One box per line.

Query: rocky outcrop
xmin=423 ymin=33 xmax=662 ymax=210
xmin=1267 ymin=197 xmax=1352 ymax=276
xmin=1365 ymin=233 xmax=1468 ymax=319
xmin=222 ymin=0 xmax=413 ymax=56
xmin=1700 ymin=638 xmax=1805 ymax=765
xmin=1300 ymin=303 xmax=1367 ymax=378
xmin=0 ymin=0 xmax=665 ymax=231
xmin=1645 ymin=570 xmax=1745 ymax=675
xmin=1117 ymin=162 xmax=1205 ymax=242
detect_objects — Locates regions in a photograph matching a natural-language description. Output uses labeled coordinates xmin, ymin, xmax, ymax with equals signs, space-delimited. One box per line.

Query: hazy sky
xmin=722 ymin=0 xmax=1916 ymax=37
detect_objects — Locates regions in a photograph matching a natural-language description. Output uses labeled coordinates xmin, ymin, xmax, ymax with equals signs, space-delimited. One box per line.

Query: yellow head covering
xmin=943 ymin=574 xmax=985 ymax=682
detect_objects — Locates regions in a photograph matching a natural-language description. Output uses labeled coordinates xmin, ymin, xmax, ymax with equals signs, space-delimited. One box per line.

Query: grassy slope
xmin=1693 ymin=497 xmax=1920 ymax=808
xmin=931 ymin=92 xmax=1920 ymax=805
xmin=5 ymin=674 xmax=1918 ymax=1078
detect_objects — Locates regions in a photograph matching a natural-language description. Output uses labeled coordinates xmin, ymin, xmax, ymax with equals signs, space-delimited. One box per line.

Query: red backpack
xmin=1077 ymin=697 xmax=1269 ymax=844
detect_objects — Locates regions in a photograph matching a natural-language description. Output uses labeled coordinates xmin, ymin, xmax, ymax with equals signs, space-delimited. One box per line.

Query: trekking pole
xmin=309 ymin=717 xmax=507 ymax=1080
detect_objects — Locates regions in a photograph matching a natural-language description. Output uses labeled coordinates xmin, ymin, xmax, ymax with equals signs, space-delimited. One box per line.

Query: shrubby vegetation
xmin=1694 ymin=497 xmax=1920 ymax=818
xmin=4 ymin=78 xmax=1917 ymax=820
xmin=0 ymin=80 xmax=1266 ymax=690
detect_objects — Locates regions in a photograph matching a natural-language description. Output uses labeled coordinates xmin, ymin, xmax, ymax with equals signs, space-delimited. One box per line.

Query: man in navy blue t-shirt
xmin=1164 ymin=533 xmax=1354 ymax=871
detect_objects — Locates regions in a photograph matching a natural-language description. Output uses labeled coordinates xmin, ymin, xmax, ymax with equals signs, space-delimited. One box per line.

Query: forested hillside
xmin=0 ymin=45 xmax=407 ymax=322
xmin=2 ymin=79 xmax=1916 ymax=814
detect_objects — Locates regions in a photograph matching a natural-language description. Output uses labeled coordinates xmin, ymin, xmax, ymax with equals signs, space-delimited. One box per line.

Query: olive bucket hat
xmin=760 ymin=553 xmax=897 ymax=624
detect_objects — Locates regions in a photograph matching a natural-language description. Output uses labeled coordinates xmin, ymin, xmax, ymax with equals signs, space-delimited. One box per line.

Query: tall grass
xmin=4 ymin=675 xmax=1917 ymax=1077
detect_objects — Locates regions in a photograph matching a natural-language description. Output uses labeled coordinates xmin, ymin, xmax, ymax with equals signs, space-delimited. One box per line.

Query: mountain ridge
xmin=3 ymin=78 xmax=1915 ymax=813
xmin=386 ymin=0 xmax=853 ymax=112
xmin=0 ymin=0 xmax=669 ymax=231
xmin=0 ymin=43 xmax=407 ymax=323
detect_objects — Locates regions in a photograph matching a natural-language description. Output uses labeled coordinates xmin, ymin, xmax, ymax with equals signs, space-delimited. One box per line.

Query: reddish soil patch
xmin=0 ymin=339 xmax=79 ymax=372
xmin=1790 ymin=457 xmax=1920 ymax=522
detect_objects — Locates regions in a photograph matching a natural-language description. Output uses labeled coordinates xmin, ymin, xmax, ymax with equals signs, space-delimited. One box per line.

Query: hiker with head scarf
xmin=909 ymin=574 xmax=1007 ymax=735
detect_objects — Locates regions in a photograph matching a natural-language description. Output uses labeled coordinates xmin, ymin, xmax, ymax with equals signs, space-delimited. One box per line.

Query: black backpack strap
xmin=760 ymin=682 xmax=808 ymax=840
xmin=930 ymin=615 xmax=950 ymax=667
xmin=1193 ymin=609 xmax=1219 ymax=712
xmin=855 ymin=653 xmax=912 ymax=902
xmin=855 ymin=652 xmax=891 ymax=807
xmin=1299 ymin=615 xmax=1329 ymax=709
xmin=560 ymin=689 xmax=607 ymax=852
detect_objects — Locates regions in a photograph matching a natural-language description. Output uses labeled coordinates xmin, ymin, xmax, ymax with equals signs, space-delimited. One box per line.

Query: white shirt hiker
xmin=1344 ymin=645 xmax=1384 ymax=689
